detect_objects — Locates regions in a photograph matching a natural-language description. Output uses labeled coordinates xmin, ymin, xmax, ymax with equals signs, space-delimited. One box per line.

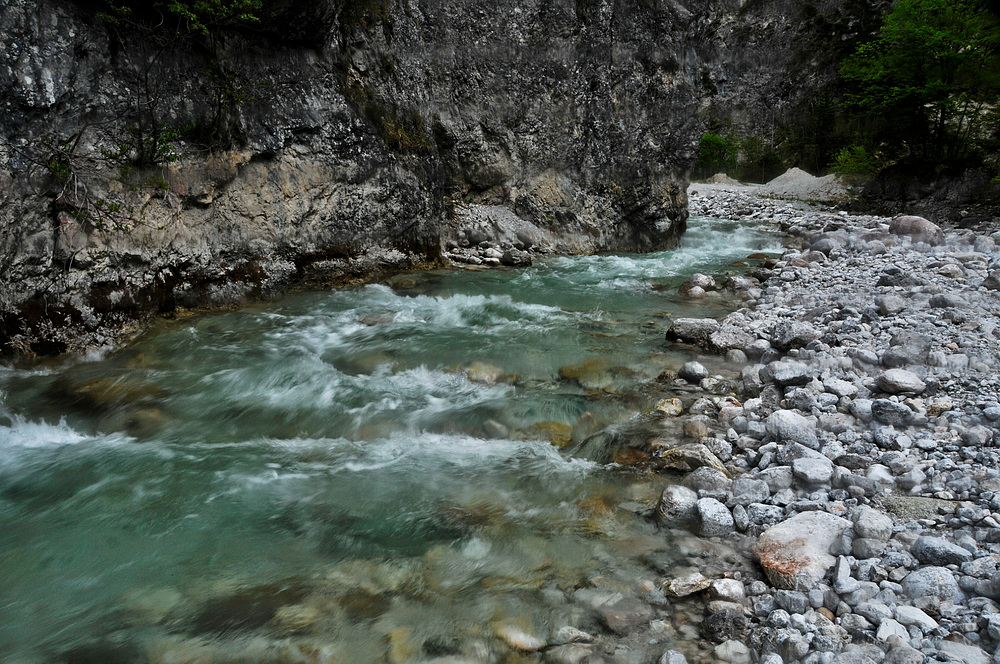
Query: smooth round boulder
xmin=889 ymin=215 xmax=943 ymax=245
xmin=877 ymin=369 xmax=926 ymax=395
xmin=679 ymin=361 xmax=709 ymax=382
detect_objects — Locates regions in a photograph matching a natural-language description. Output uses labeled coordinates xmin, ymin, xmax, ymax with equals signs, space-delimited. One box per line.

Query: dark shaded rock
xmin=700 ymin=608 xmax=748 ymax=642
xmin=871 ymin=400 xmax=913 ymax=427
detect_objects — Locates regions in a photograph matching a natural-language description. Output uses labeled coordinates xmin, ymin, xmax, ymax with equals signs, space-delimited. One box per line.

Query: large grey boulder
xmin=876 ymin=369 xmax=926 ymax=395
xmin=911 ymin=536 xmax=974 ymax=565
xmin=901 ymin=566 xmax=964 ymax=603
xmin=666 ymin=318 xmax=721 ymax=346
xmin=766 ymin=410 xmax=818 ymax=448
xmin=755 ymin=511 xmax=852 ymax=589
xmin=889 ymin=215 xmax=943 ymax=245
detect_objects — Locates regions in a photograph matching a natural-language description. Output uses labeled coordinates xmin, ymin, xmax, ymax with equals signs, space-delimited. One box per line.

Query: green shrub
xmin=695 ymin=132 xmax=738 ymax=178
xmin=830 ymin=145 xmax=878 ymax=177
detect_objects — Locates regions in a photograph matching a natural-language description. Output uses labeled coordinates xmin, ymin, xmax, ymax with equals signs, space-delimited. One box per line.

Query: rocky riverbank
xmin=649 ymin=186 xmax=1000 ymax=664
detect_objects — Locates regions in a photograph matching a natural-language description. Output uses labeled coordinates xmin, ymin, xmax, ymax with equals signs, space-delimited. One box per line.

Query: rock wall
xmin=0 ymin=0 xmax=871 ymax=354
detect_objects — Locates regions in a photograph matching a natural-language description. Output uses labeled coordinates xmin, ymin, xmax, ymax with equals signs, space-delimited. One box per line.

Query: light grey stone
xmin=697 ymin=497 xmax=735 ymax=537
xmin=793 ymin=456 xmax=834 ymax=485
xmin=656 ymin=485 xmax=699 ymax=526
xmin=766 ymin=410 xmax=818 ymax=447
xmin=936 ymin=641 xmax=989 ymax=664
xmin=901 ymin=566 xmax=964 ymax=603
xmin=876 ymin=369 xmax=926 ymax=395
xmin=893 ymin=605 xmax=937 ymax=631
xmin=853 ymin=506 xmax=893 ymax=541
xmin=755 ymin=511 xmax=852 ymax=589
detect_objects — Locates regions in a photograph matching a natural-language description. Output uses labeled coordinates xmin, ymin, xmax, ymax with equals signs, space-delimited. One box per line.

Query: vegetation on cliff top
xmin=697 ymin=0 xmax=1000 ymax=185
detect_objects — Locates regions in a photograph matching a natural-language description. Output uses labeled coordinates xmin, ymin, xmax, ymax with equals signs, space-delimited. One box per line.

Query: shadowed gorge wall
xmin=0 ymin=0 xmax=877 ymax=354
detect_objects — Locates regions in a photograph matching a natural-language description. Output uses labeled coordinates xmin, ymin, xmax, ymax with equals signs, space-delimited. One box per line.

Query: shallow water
xmin=0 ymin=217 xmax=780 ymax=663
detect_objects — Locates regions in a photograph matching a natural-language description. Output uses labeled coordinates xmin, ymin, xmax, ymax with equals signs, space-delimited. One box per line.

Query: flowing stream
xmin=0 ymin=217 xmax=780 ymax=664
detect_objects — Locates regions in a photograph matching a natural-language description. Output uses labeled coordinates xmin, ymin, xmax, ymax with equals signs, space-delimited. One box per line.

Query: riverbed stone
xmin=755 ymin=511 xmax=852 ymax=589
xmin=668 ymin=572 xmax=710 ymax=597
xmin=936 ymin=641 xmax=989 ymax=664
xmin=901 ymin=566 xmax=964 ymax=602
xmin=762 ymin=360 xmax=813 ymax=387
xmin=792 ymin=456 xmax=834 ymax=485
xmin=889 ymin=215 xmax=943 ymax=245
xmin=656 ymin=485 xmax=698 ymax=527
xmin=871 ymin=400 xmax=913 ymax=427
xmin=876 ymin=369 xmax=926 ymax=395
xmin=853 ymin=506 xmax=893 ymax=542
xmin=771 ymin=321 xmax=821 ymax=351
xmin=893 ymin=605 xmax=937 ymax=631
xmin=696 ymin=498 xmax=735 ymax=537
xmin=679 ymin=361 xmax=709 ymax=382
xmin=911 ymin=536 xmax=974 ymax=565
xmin=766 ymin=410 xmax=818 ymax=448
xmin=667 ymin=318 xmax=720 ymax=345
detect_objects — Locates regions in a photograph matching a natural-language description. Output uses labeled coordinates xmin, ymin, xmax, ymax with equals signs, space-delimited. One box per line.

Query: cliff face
xmin=0 ymin=0 xmax=872 ymax=355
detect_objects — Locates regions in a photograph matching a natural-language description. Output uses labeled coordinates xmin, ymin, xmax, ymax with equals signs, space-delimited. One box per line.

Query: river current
xmin=0 ymin=217 xmax=780 ymax=663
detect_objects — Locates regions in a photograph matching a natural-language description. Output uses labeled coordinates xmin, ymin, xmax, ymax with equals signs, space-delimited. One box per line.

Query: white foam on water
xmin=0 ymin=414 xmax=88 ymax=449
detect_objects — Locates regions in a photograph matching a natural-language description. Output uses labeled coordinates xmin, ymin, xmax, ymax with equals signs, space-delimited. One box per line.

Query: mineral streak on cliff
xmin=0 ymin=0 xmax=879 ymax=354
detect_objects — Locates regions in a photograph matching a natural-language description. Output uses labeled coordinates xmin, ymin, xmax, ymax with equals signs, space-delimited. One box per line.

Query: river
xmin=0 ymin=216 xmax=779 ymax=663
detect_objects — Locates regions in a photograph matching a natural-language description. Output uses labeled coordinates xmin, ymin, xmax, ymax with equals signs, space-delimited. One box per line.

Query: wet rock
xmin=545 ymin=644 xmax=593 ymax=664
xmin=599 ymin=598 xmax=654 ymax=635
xmin=655 ymin=442 xmax=729 ymax=475
xmin=500 ymin=248 xmax=532 ymax=267
xmin=190 ymin=578 xmax=311 ymax=634
xmin=551 ymin=626 xmax=596 ymax=645
xmin=755 ymin=511 xmax=852 ymax=589
xmin=876 ymin=369 xmax=926 ymax=395
xmin=700 ymin=608 xmax=747 ymax=642
xmin=696 ymin=498 xmax=735 ymax=537
xmin=656 ymin=485 xmax=699 ymax=527
xmin=678 ymin=361 xmax=708 ymax=382
xmin=494 ymin=623 xmax=545 ymax=651
xmin=465 ymin=362 xmax=507 ymax=385
xmin=680 ymin=273 xmax=716 ymax=294
xmin=667 ymin=318 xmax=720 ymax=345
xmin=911 ymin=536 xmax=974 ymax=565
xmin=668 ymin=571 xmax=710 ymax=597
xmin=658 ymin=651 xmax=688 ymax=664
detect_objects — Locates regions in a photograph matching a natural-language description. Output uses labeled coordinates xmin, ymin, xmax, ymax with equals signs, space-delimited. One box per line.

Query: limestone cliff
xmin=0 ymin=0 xmax=876 ymax=354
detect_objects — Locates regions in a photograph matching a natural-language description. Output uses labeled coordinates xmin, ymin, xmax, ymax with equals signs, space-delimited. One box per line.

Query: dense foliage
xmin=840 ymin=0 xmax=1000 ymax=166
xmin=695 ymin=0 xmax=1000 ymax=182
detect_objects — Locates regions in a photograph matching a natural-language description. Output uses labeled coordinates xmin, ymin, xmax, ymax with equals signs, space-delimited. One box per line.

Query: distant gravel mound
xmin=760 ymin=167 xmax=851 ymax=202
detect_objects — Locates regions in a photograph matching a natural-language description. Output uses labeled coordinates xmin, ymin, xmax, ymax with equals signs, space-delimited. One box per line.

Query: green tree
xmin=841 ymin=0 xmax=1000 ymax=164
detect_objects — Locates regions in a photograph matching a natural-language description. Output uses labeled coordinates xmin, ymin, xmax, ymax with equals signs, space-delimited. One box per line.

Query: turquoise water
xmin=0 ymin=217 xmax=779 ymax=663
